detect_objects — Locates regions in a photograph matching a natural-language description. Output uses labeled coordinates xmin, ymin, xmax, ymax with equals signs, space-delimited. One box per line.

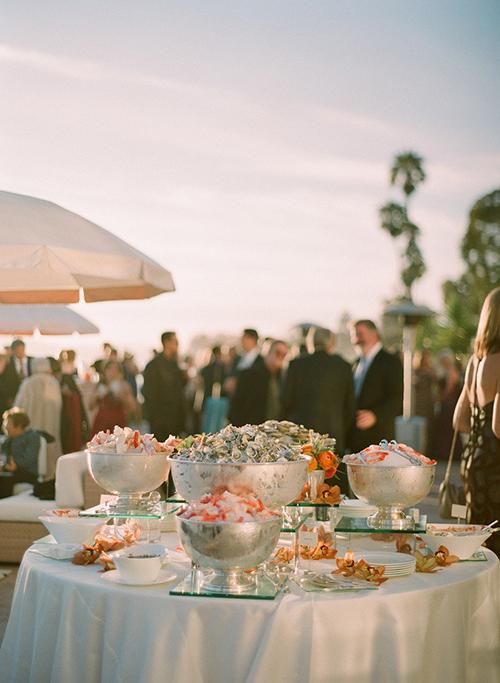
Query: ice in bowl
xmin=343 ymin=441 xmax=436 ymax=467
xmin=343 ymin=440 xmax=436 ymax=530
xmin=168 ymin=423 xmax=310 ymax=508
xmin=86 ymin=426 xmax=176 ymax=510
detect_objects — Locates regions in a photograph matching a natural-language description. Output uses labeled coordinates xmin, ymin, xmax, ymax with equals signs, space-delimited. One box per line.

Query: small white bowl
xmin=113 ymin=544 xmax=166 ymax=584
xmin=420 ymin=523 xmax=492 ymax=559
xmin=339 ymin=499 xmax=378 ymax=518
xmin=38 ymin=516 xmax=107 ymax=545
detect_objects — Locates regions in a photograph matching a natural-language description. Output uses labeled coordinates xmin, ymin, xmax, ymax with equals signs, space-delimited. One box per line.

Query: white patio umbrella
xmin=0 ymin=304 xmax=99 ymax=335
xmin=0 ymin=191 xmax=175 ymax=303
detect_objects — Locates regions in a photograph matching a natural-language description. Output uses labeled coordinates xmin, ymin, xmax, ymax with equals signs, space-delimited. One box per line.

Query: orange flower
xmin=324 ymin=467 xmax=337 ymax=479
xmin=318 ymin=450 xmax=336 ymax=471
xmin=307 ymin=457 xmax=318 ymax=472
xmin=301 ymin=444 xmax=313 ymax=454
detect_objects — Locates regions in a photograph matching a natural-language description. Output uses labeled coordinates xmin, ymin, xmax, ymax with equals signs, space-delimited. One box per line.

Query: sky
xmin=1 ymin=1 xmax=499 ymax=365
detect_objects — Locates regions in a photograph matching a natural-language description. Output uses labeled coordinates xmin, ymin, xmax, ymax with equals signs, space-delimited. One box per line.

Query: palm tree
xmin=390 ymin=152 xmax=426 ymax=205
xmin=380 ymin=152 xmax=427 ymax=299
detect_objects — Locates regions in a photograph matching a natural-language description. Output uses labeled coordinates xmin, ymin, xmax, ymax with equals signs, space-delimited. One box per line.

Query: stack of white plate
xmin=358 ymin=551 xmax=416 ymax=577
xmin=339 ymin=499 xmax=378 ymax=518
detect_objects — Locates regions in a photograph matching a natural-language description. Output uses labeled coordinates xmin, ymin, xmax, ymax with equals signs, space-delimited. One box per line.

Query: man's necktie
xmin=354 ymin=357 xmax=367 ymax=398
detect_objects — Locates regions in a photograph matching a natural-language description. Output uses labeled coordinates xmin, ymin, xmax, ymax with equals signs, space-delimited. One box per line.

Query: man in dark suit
xmin=229 ymin=340 xmax=288 ymax=426
xmin=282 ymin=327 xmax=355 ymax=457
xmin=348 ymin=320 xmax=403 ymax=453
xmin=142 ymin=331 xmax=186 ymax=440
xmin=224 ymin=328 xmax=264 ymax=397
xmin=3 ymin=339 xmax=33 ymax=408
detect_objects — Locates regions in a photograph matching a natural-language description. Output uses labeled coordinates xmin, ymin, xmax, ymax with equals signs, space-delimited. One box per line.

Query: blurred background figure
xmin=0 ymin=353 xmax=10 ymax=417
xmin=3 ymin=339 xmax=33 ymax=408
xmin=454 ymin=287 xmax=500 ymax=557
xmin=348 ymin=319 xmax=403 ymax=452
xmin=14 ymin=357 xmax=62 ymax=477
xmin=0 ymin=408 xmax=42 ymax=498
xmin=199 ymin=345 xmax=228 ymax=433
xmin=142 ymin=331 xmax=186 ymax=439
xmin=225 ymin=346 xmax=240 ymax=376
xmin=91 ymin=342 xmax=116 ymax=381
xmin=433 ymin=351 xmax=463 ymax=461
xmin=182 ymin=354 xmax=199 ymax=434
xmin=413 ymin=349 xmax=437 ymax=453
xmin=283 ymin=327 xmax=355 ymax=456
xmin=229 ymin=339 xmax=288 ymax=426
xmin=59 ymin=350 xmax=90 ymax=454
xmin=224 ymin=328 xmax=262 ymax=397
xmin=90 ymin=359 xmax=137 ymax=435
xmin=236 ymin=328 xmax=262 ymax=371
xmin=122 ymin=351 xmax=140 ymax=399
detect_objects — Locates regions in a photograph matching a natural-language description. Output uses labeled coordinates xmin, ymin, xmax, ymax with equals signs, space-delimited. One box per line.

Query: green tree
xmin=380 ymin=152 xmax=427 ymax=299
xmin=417 ymin=188 xmax=500 ymax=354
xmin=390 ymin=152 xmax=426 ymax=199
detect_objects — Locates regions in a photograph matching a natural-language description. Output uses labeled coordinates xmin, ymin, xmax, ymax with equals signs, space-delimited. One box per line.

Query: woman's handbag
xmin=438 ymin=428 xmax=465 ymax=518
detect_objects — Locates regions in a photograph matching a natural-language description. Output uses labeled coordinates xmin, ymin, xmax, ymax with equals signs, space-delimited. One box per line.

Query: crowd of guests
xmin=0 ymin=323 xmax=461 ymax=497
xmin=0 ymin=285 xmax=498 ymax=559
xmin=0 ymin=341 xmax=141 ymax=498
xmin=414 ymin=349 xmax=465 ymax=461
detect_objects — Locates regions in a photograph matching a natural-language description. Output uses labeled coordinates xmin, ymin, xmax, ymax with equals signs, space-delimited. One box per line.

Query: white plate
xmin=339 ymin=500 xmax=378 ymax=517
xmin=357 ymin=551 xmax=416 ymax=569
xmin=382 ymin=568 xmax=416 ymax=577
xmin=101 ymin=568 xmax=177 ymax=586
xmin=337 ymin=551 xmax=417 ymax=579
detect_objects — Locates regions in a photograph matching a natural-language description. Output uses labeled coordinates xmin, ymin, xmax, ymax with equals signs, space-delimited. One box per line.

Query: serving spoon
xmin=482 ymin=520 xmax=499 ymax=533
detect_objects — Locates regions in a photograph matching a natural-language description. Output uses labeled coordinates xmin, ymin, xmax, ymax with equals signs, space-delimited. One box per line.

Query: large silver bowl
xmin=346 ymin=463 xmax=435 ymax=529
xmin=168 ymin=457 xmax=309 ymax=509
xmin=176 ymin=514 xmax=282 ymax=592
xmin=87 ymin=451 xmax=170 ymax=511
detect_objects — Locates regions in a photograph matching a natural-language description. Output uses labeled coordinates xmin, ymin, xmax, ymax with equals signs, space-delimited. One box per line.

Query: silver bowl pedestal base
xmin=367 ymin=506 xmax=414 ymax=530
xmin=201 ymin=568 xmax=256 ymax=594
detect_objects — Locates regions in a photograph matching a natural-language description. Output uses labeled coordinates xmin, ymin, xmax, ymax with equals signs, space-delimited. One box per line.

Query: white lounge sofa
xmin=0 ymin=451 xmax=105 ymax=563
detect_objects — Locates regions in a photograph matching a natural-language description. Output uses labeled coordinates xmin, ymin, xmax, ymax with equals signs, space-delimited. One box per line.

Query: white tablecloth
xmin=1 ymin=534 xmax=499 ymax=683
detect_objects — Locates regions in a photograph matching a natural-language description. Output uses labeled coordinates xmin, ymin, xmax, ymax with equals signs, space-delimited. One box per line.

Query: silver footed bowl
xmin=346 ymin=462 xmax=435 ymax=530
xmin=86 ymin=451 xmax=170 ymax=496
xmin=176 ymin=514 xmax=282 ymax=592
xmin=168 ymin=457 xmax=309 ymax=509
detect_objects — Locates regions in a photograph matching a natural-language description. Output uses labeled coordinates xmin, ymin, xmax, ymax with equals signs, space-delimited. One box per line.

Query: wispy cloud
xmin=0 ymin=43 xmax=203 ymax=94
xmin=310 ymin=104 xmax=400 ymax=137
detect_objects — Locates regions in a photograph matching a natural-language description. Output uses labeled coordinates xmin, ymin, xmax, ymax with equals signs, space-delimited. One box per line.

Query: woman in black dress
xmin=454 ymin=287 xmax=500 ymax=556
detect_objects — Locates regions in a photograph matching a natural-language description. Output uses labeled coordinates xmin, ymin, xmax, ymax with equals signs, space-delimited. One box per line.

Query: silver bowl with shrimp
xmin=176 ymin=513 xmax=282 ymax=593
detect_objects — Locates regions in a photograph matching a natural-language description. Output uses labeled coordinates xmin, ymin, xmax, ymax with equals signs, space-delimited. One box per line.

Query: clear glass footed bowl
xmin=86 ymin=451 xmax=170 ymax=511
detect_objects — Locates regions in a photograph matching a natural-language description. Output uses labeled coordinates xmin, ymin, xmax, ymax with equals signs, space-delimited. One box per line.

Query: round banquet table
xmin=1 ymin=533 xmax=499 ymax=683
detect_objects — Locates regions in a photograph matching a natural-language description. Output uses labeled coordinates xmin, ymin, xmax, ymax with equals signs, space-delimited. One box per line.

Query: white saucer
xmin=101 ymin=568 xmax=177 ymax=586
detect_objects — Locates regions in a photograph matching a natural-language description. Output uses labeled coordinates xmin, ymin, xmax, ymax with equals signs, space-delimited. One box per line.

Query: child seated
xmin=0 ymin=408 xmax=41 ymax=498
